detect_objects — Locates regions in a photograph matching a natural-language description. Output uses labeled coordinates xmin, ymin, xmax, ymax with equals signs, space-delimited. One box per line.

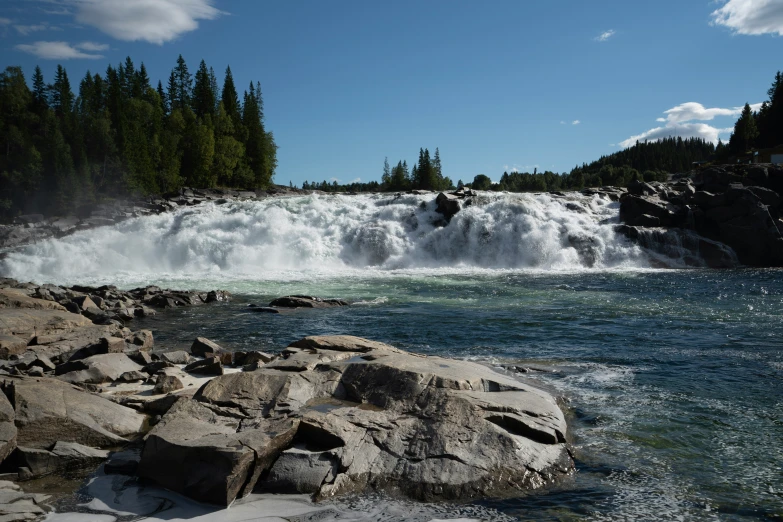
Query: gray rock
xmin=264 ymin=444 xmax=339 ymax=493
xmin=142 ymin=361 xmax=175 ymax=374
xmin=55 ymin=353 xmax=142 ymax=384
xmin=68 ymin=335 xmax=126 ymax=361
xmin=180 ymin=335 xmax=572 ymax=505
xmin=160 ymin=351 xmax=192 ymax=365
xmin=0 ymin=336 xmax=27 ymax=359
xmin=117 ymin=370 xmax=148 ymax=383
xmin=0 ymin=393 xmax=16 ymax=464
xmin=183 ymin=357 xmax=223 ymax=376
xmin=435 ymin=192 xmax=461 ymax=220
xmin=153 ymin=375 xmax=183 ymax=394
xmin=190 ymin=337 xmax=222 ymax=357
xmin=0 ymin=308 xmax=92 ymax=341
xmin=2 ymin=377 xmax=146 ymax=449
xmin=137 ymin=399 xmax=298 ymax=506
xmin=131 ymin=330 xmax=154 ymax=351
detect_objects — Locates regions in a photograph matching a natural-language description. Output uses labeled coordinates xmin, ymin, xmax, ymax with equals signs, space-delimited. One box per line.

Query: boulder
xmin=160 ymin=351 xmax=192 ymax=365
xmin=174 ymin=335 xmax=573 ymax=505
xmin=233 ymin=351 xmax=274 ymax=366
xmin=127 ymin=350 xmax=153 ymax=366
xmin=67 ymin=335 xmax=126 ymax=361
xmin=116 ymin=370 xmax=148 ymax=383
xmin=17 ymin=441 xmax=108 ymax=479
xmin=0 ymin=392 xmax=16 ymax=464
xmin=131 ymin=330 xmax=154 ymax=351
xmin=137 ymin=399 xmax=298 ymax=506
xmin=0 ymin=335 xmax=27 ymax=359
xmin=154 ymin=375 xmax=183 ymax=394
xmin=1 ymin=376 xmax=146 ymax=449
xmin=269 ymin=296 xmax=349 ymax=308
xmin=435 ymin=192 xmax=461 ymax=220
xmin=183 ymin=357 xmax=223 ymax=376
xmin=142 ymin=361 xmax=175 ymax=375
xmin=190 ymin=337 xmax=222 ymax=357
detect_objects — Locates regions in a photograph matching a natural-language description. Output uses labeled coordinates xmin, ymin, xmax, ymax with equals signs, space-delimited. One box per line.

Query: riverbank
xmin=0 ymin=277 xmax=573 ymax=520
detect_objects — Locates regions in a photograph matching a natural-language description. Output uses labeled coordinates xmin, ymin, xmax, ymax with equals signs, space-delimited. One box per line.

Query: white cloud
xmin=0 ymin=18 xmax=11 ymax=26
xmin=572 ymin=120 xmax=581 ymax=125
xmin=15 ymin=40 xmax=104 ymax=59
xmin=711 ymin=0 xmax=783 ymax=36
xmin=349 ymin=177 xmax=362 ymax=183
xmin=76 ymin=41 xmax=108 ymax=51
xmin=619 ymin=101 xmax=763 ymax=148
xmin=620 ymin=123 xmax=734 ymax=148
xmin=595 ymin=29 xmax=615 ymax=42
xmin=660 ymin=101 xmax=761 ymax=124
xmin=15 ymin=23 xmax=49 ymax=35
xmin=72 ymin=0 xmax=224 ymax=44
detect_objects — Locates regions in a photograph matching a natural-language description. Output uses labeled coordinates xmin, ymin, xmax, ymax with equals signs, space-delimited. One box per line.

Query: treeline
xmin=0 ymin=55 xmax=276 ymax=219
xmin=302 ymin=147 xmax=454 ymax=193
xmin=724 ymin=70 xmax=783 ymax=155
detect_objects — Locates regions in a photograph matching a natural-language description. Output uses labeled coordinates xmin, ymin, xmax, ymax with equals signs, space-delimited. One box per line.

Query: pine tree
xmin=209 ymin=67 xmax=219 ymax=113
xmin=192 ymin=60 xmax=216 ymax=120
xmin=172 ymin=55 xmax=192 ymax=110
xmin=729 ymin=103 xmax=759 ymax=154
xmin=31 ymin=66 xmax=48 ymax=113
xmin=136 ymin=62 xmax=151 ymax=99
xmin=157 ymin=80 xmax=167 ymax=113
xmin=221 ymin=65 xmax=240 ymax=122
xmin=166 ymin=70 xmax=177 ymax=111
xmin=382 ymin=157 xmax=391 ymax=186
xmin=50 ymin=65 xmax=73 ymax=115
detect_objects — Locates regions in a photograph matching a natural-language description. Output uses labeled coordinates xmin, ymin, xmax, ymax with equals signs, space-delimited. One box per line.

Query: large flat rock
xmin=0 ymin=308 xmax=92 ymax=340
xmin=2 ymin=376 xmax=146 ymax=449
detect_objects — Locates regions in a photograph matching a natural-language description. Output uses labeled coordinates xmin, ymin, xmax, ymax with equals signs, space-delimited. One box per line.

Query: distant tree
xmin=729 ymin=103 xmax=759 ymax=154
xmin=192 ymin=60 xmax=216 ymax=120
xmin=221 ymin=65 xmax=240 ymax=123
xmin=472 ymin=174 xmax=492 ymax=190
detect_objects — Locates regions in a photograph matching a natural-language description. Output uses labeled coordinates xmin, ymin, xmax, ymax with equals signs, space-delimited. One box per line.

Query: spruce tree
xmin=729 ymin=103 xmax=759 ymax=154
xmin=31 ymin=65 xmax=48 ymax=113
xmin=172 ymin=55 xmax=192 ymax=110
xmin=221 ymin=65 xmax=240 ymax=122
xmin=192 ymin=60 xmax=215 ymax=120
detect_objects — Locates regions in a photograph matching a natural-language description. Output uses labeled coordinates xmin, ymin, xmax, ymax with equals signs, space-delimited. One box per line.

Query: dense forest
xmin=0 ymin=55 xmax=277 ymax=219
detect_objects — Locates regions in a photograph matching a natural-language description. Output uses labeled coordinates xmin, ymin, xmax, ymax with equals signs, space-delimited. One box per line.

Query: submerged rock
xmin=269 ymin=296 xmax=349 ymax=308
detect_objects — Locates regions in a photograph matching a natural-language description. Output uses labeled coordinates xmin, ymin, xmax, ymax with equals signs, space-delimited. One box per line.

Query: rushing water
xmin=2 ymin=194 xmax=782 ymax=521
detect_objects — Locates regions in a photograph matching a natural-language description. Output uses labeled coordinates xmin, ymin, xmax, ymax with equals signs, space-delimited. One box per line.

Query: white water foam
xmin=1 ymin=192 xmax=648 ymax=286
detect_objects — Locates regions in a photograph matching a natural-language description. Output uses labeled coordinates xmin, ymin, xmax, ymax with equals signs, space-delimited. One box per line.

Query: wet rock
xmin=246 ymin=304 xmax=280 ymax=313
xmin=104 ymin=456 xmax=139 ymax=475
xmin=269 ymin=296 xmax=349 ymax=308
xmin=435 ymin=192 xmax=461 ymax=220
xmin=18 ymin=442 xmax=108 ymax=479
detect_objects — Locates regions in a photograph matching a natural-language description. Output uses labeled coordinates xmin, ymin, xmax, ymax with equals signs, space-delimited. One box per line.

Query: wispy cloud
xmin=15 ymin=23 xmax=50 ymax=35
xmin=71 ymin=0 xmax=224 ymax=44
xmin=595 ymin=29 xmax=615 ymax=42
xmin=0 ymin=18 xmax=11 ymax=26
xmin=15 ymin=40 xmax=105 ymax=60
xmin=572 ymin=120 xmax=581 ymax=125
xmin=711 ymin=0 xmax=783 ymax=36
xmin=76 ymin=41 xmax=109 ymax=51
xmin=619 ymin=101 xmax=762 ymax=148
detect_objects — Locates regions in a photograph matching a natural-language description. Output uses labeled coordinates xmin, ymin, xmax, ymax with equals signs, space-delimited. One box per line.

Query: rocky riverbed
xmin=0 ymin=278 xmax=573 ymax=520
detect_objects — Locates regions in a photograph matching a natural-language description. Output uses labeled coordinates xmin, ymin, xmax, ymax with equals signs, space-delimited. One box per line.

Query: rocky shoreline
xmin=0 ymin=278 xmax=573 ymax=519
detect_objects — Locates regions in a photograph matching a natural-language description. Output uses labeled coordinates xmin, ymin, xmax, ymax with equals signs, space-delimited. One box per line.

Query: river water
xmin=1 ymin=193 xmax=781 ymax=521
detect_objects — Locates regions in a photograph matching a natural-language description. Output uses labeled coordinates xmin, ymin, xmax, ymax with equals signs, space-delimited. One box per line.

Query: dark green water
xmin=136 ymin=269 xmax=783 ymax=521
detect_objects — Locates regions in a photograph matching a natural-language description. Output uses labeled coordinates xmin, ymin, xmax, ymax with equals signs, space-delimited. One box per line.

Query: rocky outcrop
xmin=1 ymin=377 xmax=146 ymax=449
xmin=618 ymin=164 xmax=783 ymax=267
xmin=0 ymin=480 xmax=51 ymax=519
xmin=137 ymin=335 xmax=572 ymax=506
xmin=268 ymin=296 xmax=349 ymax=309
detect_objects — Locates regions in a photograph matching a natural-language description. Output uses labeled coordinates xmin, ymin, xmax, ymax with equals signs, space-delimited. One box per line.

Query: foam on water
xmin=0 ymin=192 xmax=649 ymax=286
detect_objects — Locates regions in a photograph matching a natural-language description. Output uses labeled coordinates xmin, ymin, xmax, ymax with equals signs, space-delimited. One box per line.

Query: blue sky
xmin=2 ymin=0 xmax=782 ymax=186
